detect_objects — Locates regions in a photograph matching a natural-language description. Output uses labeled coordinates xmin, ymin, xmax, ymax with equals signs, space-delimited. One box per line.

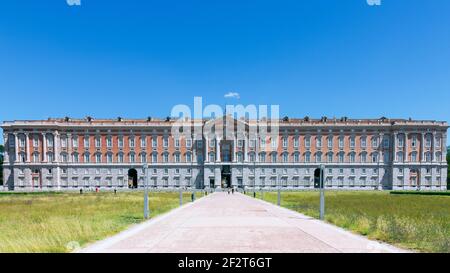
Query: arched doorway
xmin=32 ymin=169 xmax=42 ymax=189
xmin=128 ymin=169 xmax=138 ymax=188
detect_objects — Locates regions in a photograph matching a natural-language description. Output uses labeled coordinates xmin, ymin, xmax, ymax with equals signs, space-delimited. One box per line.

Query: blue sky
xmin=1 ymin=0 xmax=449 ymax=144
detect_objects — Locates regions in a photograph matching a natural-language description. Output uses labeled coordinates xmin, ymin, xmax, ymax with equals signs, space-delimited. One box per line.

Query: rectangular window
xmin=293 ymin=137 xmax=299 ymax=148
xmin=141 ymin=137 xmax=147 ymax=147
xmin=339 ymin=136 xmax=344 ymax=148
xmin=152 ymin=137 xmax=158 ymax=148
xmin=95 ymin=137 xmax=101 ymax=148
xmin=118 ymin=136 xmax=124 ymax=148
xmin=186 ymin=139 xmax=192 ymax=148
xmin=282 ymin=137 xmax=288 ymax=148
xmin=328 ymin=137 xmax=333 ymax=148
xmin=305 ymin=137 xmax=311 ymax=148
xmin=350 ymin=137 xmax=355 ymax=148
xmin=84 ymin=136 xmax=90 ymax=148
xmin=61 ymin=136 xmax=67 ymax=148
xmin=129 ymin=137 xmax=135 ymax=148
xmin=316 ymin=136 xmax=322 ymax=148
xmin=106 ymin=137 xmax=112 ymax=147
xmin=361 ymin=137 xmax=367 ymax=148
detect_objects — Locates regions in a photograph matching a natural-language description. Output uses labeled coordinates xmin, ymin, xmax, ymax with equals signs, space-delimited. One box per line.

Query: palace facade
xmin=1 ymin=116 xmax=448 ymax=191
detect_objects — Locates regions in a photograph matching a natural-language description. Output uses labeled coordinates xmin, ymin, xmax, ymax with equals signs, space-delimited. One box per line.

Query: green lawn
xmin=0 ymin=190 xmax=203 ymax=253
xmin=250 ymin=191 xmax=450 ymax=253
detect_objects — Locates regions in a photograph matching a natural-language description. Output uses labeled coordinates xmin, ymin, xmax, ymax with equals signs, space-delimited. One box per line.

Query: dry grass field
xmin=251 ymin=190 xmax=450 ymax=253
xmin=0 ymin=190 xmax=202 ymax=253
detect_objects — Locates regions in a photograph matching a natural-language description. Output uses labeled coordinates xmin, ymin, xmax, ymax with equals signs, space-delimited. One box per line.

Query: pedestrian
xmin=79 ymin=188 xmax=83 ymax=194
xmin=114 ymin=188 xmax=117 ymax=195
xmin=232 ymin=188 xmax=234 ymax=194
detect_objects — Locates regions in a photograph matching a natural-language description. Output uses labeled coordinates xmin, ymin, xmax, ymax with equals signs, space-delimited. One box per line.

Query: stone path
xmin=80 ymin=192 xmax=407 ymax=253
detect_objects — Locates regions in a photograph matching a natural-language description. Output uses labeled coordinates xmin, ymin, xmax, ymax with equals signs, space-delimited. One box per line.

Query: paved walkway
xmin=80 ymin=192 xmax=407 ymax=253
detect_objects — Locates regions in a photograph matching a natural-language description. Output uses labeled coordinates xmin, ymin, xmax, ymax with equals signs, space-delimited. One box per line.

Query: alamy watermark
xmin=367 ymin=0 xmax=381 ymax=6
xmin=170 ymin=97 xmax=281 ymax=151
xmin=66 ymin=0 xmax=81 ymax=6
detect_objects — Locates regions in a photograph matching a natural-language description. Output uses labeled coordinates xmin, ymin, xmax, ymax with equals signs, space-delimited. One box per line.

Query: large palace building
xmin=1 ymin=116 xmax=448 ymax=191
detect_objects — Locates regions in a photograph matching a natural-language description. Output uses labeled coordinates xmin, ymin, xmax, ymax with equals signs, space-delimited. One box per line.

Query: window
xmin=47 ymin=135 xmax=54 ymax=147
xmin=383 ymin=137 xmax=390 ymax=148
xmin=72 ymin=153 xmax=79 ymax=163
xmin=383 ymin=152 xmax=390 ymax=163
xmin=425 ymin=152 xmax=432 ymax=162
xmin=129 ymin=137 xmax=135 ymax=148
xmin=425 ymin=135 xmax=432 ymax=148
xmin=293 ymin=153 xmax=300 ymax=163
xmin=436 ymin=152 xmax=442 ymax=162
xmin=282 ymin=153 xmax=288 ymax=163
xmin=271 ymin=153 xmax=277 ymax=163
xmin=209 ymin=153 xmax=215 ymax=162
xmin=141 ymin=153 xmax=147 ymax=163
xmin=282 ymin=137 xmax=288 ymax=148
xmin=18 ymin=135 xmax=25 ymax=148
xmin=250 ymin=152 xmax=256 ymax=162
xmin=152 ymin=137 xmax=158 ymax=148
xmin=84 ymin=136 xmax=90 ymax=148
xmin=327 ymin=152 xmax=333 ymax=163
xmin=338 ymin=152 xmax=344 ymax=163
xmin=372 ymin=153 xmax=378 ymax=163
xmin=260 ymin=138 xmax=266 ymax=148
xmin=339 ymin=136 xmax=344 ymax=148
xmin=397 ymin=152 xmax=404 ymax=162
xmin=106 ymin=136 xmax=112 ymax=147
xmin=129 ymin=153 xmax=135 ymax=163
xmin=360 ymin=153 xmax=367 ymax=163
xmin=33 ymin=152 xmax=40 ymax=163
xmin=238 ymin=139 xmax=244 ymax=147
xmin=305 ymin=152 xmax=311 ymax=163
xmin=174 ymin=153 xmax=180 ymax=163
xmin=293 ymin=137 xmax=299 ymax=148
xmin=61 ymin=136 xmax=67 ymax=148
xmin=47 ymin=153 xmax=54 ymax=162
xmin=186 ymin=139 xmax=192 ymax=148
xmin=271 ymin=138 xmax=277 ymax=148
xmin=328 ymin=137 xmax=333 ymax=148
xmin=175 ymin=138 xmax=180 ymax=148
xmin=209 ymin=139 xmax=215 ymax=148
xmin=33 ymin=135 xmax=39 ymax=147
xmin=107 ymin=153 xmax=113 ymax=163
xmin=152 ymin=153 xmax=158 ymax=163
xmin=411 ymin=152 xmax=418 ymax=162
xmin=259 ymin=152 xmax=266 ymax=163
xmin=141 ymin=137 xmax=147 ymax=147
xmin=315 ymin=152 xmax=322 ymax=163
xmin=435 ymin=136 xmax=441 ymax=147
xmin=118 ymin=153 xmax=124 ymax=163
xmin=95 ymin=137 xmax=101 ymax=148
xmin=349 ymin=137 xmax=355 ymax=148
xmin=349 ymin=153 xmax=355 ymax=163
xmin=186 ymin=152 xmax=192 ymax=163
xmin=316 ymin=136 xmax=322 ymax=148
xmin=118 ymin=136 xmax=124 ymax=148
xmin=361 ymin=137 xmax=367 ymax=148
xmin=61 ymin=153 xmax=68 ymax=163
xmin=72 ymin=136 xmax=78 ymax=148
xmin=249 ymin=139 xmax=256 ymax=148
xmin=84 ymin=153 xmax=90 ymax=163
xmin=398 ymin=135 xmax=404 ymax=147
xmin=237 ymin=152 xmax=243 ymax=162
xmin=411 ymin=135 xmax=417 ymax=148
xmin=305 ymin=136 xmax=311 ymax=148
xmin=372 ymin=137 xmax=378 ymax=148
xmin=197 ymin=140 xmax=203 ymax=148
xmin=164 ymin=153 xmax=170 ymax=163
xmin=95 ymin=153 xmax=102 ymax=163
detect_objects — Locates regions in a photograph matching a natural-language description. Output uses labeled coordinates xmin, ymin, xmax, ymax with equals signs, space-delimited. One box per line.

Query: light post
xmin=277 ymin=173 xmax=281 ymax=206
xmin=319 ymin=164 xmax=325 ymax=220
xmin=143 ymin=163 xmax=149 ymax=219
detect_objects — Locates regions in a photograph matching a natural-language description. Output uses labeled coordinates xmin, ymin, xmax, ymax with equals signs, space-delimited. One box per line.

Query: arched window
xmin=293 ymin=152 xmax=300 ymax=163
xmin=19 ymin=152 xmax=26 ymax=163
xmin=106 ymin=152 xmax=113 ymax=163
xmin=140 ymin=152 xmax=147 ymax=163
xmin=249 ymin=152 xmax=256 ymax=162
xmin=436 ymin=152 xmax=442 ymax=162
xmin=411 ymin=152 xmax=418 ymax=162
xmin=271 ymin=152 xmax=277 ymax=163
xmin=185 ymin=152 xmax=192 ymax=163
xmin=61 ymin=153 xmax=68 ymax=163
xmin=209 ymin=152 xmax=215 ymax=162
xmin=282 ymin=152 xmax=289 ymax=163
xmin=47 ymin=152 xmax=54 ymax=162
xmin=396 ymin=152 xmax=404 ymax=162
xmin=237 ymin=152 xmax=244 ymax=163
xmin=129 ymin=152 xmax=136 ymax=163
xmin=304 ymin=152 xmax=311 ymax=163
xmin=72 ymin=152 xmax=79 ymax=163
xmin=95 ymin=153 xmax=102 ymax=163
xmin=259 ymin=152 xmax=266 ymax=163
xmin=371 ymin=152 xmax=378 ymax=163
xmin=327 ymin=152 xmax=333 ymax=163
xmin=84 ymin=153 xmax=90 ymax=163
xmin=117 ymin=152 xmax=124 ymax=163
xmin=315 ymin=152 xmax=322 ymax=163
xmin=33 ymin=152 xmax=39 ymax=163
xmin=174 ymin=153 xmax=180 ymax=163
xmin=349 ymin=152 xmax=355 ymax=163
xmin=338 ymin=152 xmax=345 ymax=163
xmin=425 ymin=152 xmax=432 ymax=162
xmin=163 ymin=152 xmax=169 ymax=163
xmin=152 ymin=152 xmax=158 ymax=163
xmin=360 ymin=152 xmax=367 ymax=163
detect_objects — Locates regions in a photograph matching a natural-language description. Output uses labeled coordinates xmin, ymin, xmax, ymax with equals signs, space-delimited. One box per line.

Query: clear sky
xmin=1 ymin=0 xmax=449 ymax=144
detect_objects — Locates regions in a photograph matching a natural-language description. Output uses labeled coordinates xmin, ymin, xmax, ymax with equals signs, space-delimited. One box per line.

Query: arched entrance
xmin=32 ymin=169 xmax=42 ymax=189
xmin=128 ymin=168 xmax=138 ymax=188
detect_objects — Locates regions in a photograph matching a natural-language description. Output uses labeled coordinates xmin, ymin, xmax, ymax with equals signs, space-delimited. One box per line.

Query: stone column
xmin=420 ymin=132 xmax=425 ymax=162
xmin=244 ymin=134 xmax=249 ymax=162
xmin=432 ymin=131 xmax=437 ymax=163
xmin=205 ymin=137 xmax=209 ymax=162
xmin=42 ymin=133 xmax=47 ymax=162
xmin=393 ymin=132 xmax=398 ymax=162
xmin=3 ymin=133 xmax=9 ymax=163
xmin=26 ymin=133 xmax=31 ymax=163
xmin=404 ymin=132 xmax=409 ymax=162
xmin=233 ymin=135 xmax=237 ymax=163
xmin=379 ymin=133 xmax=384 ymax=163
xmin=54 ymin=132 xmax=60 ymax=163
xmin=14 ymin=133 xmax=19 ymax=163
xmin=216 ymin=138 xmax=221 ymax=162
